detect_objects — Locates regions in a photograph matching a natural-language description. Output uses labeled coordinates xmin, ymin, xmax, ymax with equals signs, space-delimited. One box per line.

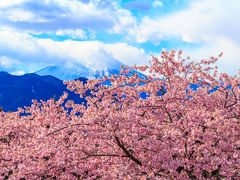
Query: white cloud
xmin=0 ymin=0 xmax=28 ymax=8
xmin=0 ymin=0 xmax=239 ymax=76
xmin=153 ymin=0 xmax=163 ymax=8
xmin=56 ymin=29 xmax=87 ymax=39
xmin=0 ymin=56 xmax=25 ymax=73
xmin=110 ymin=9 xmax=137 ymax=34
xmin=0 ymin=0 xmax=136 ymax=35
xmin=0 ymin=28 xmax=42 ymax=58
xmin=132 ymin=0 xmax=240 ymax=44
xmin=104 ymin=43 xmax=149 ymax=65
xmin=3 ymin=9 xmax=36 ymax=22
xmin=35 ymin=39 xmax=149 ymax=70
xmin=0 ymin=56 xmax=14 ymax=68
xmin=185 ymin=38 xmax=240 ymax=75
xmin=130 ymin=0 xmax=240 ymax=75
xmin=0 ymin=29 xmax=149 ymax=73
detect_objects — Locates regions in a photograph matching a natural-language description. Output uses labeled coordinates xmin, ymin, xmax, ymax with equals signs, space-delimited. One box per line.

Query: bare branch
xmin=115 ymin=136 xmax=142 ymax=166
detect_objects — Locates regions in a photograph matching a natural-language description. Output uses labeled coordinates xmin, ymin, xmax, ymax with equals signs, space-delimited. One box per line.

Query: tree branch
xmin=80 ymin=150 xmax=127 ymax=160
xmin=115 ymin=136 xmax=142 ymax=166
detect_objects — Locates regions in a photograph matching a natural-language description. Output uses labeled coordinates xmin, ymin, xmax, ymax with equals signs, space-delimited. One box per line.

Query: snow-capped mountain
xmin=35 ymin=61 xmax=121 ymax=80
xmin=35 ymin=49 xmax=124 ymax=80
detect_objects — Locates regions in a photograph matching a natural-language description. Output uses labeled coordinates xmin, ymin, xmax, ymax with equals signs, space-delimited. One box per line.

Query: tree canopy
xmin=0 ymin=50 xmax=239 ymax=179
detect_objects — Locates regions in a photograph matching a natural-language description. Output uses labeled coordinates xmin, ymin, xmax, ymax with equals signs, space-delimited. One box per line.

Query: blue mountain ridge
xmin=0 ymin=72 xmax=87 ymax=112
xmin=0 ymin=70 xmax=217 ymax=112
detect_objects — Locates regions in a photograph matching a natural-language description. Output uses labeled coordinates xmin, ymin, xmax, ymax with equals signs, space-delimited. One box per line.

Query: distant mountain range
xmin=0 ymin=72 xmax=87 ymax=112
xmin=35 ymin=61 xmax=146 ymax=81
xmin=0 ymin=56 xmax=146 ymax=111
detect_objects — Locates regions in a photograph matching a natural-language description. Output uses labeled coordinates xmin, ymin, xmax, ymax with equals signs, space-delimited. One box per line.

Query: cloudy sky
xmin=0 ymin=0 xmax=239 ymax=75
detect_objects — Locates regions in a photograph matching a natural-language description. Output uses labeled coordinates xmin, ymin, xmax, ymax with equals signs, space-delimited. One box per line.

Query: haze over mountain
xmin=35 ymin=49 xmax=124 ymax=80
xmin=0 ymin=72 xmax=87 ymax=112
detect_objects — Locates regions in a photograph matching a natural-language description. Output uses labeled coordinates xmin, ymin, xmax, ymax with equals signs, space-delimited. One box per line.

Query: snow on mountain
xmin=35 ymin=49 xmax=124 ymax=80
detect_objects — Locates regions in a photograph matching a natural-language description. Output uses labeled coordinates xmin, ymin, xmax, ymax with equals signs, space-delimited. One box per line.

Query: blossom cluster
xmin=0 ymin=50 xmax=239 ymax=179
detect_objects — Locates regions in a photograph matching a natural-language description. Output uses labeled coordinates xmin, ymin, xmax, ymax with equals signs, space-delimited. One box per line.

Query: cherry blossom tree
xmin=0 ymin=50 xmax=239 ymax=179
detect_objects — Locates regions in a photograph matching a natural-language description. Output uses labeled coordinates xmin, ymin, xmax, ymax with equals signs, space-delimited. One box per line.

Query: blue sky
xmin=0 ymin=0 xmax=239 ymax=75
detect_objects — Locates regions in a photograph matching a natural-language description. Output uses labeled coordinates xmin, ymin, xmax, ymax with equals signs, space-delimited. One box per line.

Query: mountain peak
xmin=35 ymin=56 xmax=124 ymax=80
xmin=0 ymin=71 xmax=10 ymax=77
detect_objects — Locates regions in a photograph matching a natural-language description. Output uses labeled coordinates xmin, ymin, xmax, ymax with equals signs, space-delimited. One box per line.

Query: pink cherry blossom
xmin=0 ymin=50 xmax=239 ymax=179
